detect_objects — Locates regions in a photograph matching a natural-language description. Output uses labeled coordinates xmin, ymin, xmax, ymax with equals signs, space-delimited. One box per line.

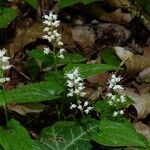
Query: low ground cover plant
xmin=1 ymin=0 xmax=150 ymax=149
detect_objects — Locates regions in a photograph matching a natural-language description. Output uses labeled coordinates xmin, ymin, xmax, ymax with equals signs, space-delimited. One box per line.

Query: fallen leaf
xmin=8 ymin=103 xmax=47 ymax=116
xmin=8 ymin=22 xmax=44 ymax=57
xmin=134 ymin=121 xmax=150 ymax=141
xmin=71 ymin=26 xmax=96 ymax=49
xmin=115 ymin=47 xmax=150 ymax=75
xmin=137 ymin=67 xmax=150 ymax=82
xmin=123 ymin=88 xmax=150 ymax=119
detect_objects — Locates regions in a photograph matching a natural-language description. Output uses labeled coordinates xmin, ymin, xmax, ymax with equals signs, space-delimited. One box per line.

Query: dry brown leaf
xmin=97 ymin=23 xmax=131 ymax=43
xmin=71 ymin=26 xmax=96 ymax=49
xmin=115 ymin=47 xmax=150 ymax=75
xmin=90 ymin=4 xmax=131 ymax=25
xmin=8 ymin=22 xmax=44 ymax=57
xmin=123 ymin=88 xmax=150 ymax=119
xmin=137 ymin=67 xmax=150 ymax=82
xmin=8 ymin=103 xmax=47 ymax=116
xmin=106 ymin=0 xmax=130 ymax=8
xmin=143 ymin=41 xmax=150 ymax=59
xmin=134 ymin=121 xmax=150 ymax=141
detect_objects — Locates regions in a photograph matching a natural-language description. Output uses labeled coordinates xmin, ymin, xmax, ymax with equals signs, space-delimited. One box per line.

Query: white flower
xmin=113 ymin=85 xmax=124 ymax=91
xmin=42 ymin=11 xmax=65 ymax=58
xmin=119 ymin=110 xmax=124 ymax=115
xmin=0 ymin=77 xmax=10 ymax=83
xmin=43 ymin=47 xmax=51 ymax=54
xmin=113 ymin=111 xmax=118 ymax=117
xmin=70 ymin=104 xmax=77 ymax=109
xmin=0 ymin=48 xmax=11 ymax=83
xmin=120 ymin=95 xmax=126 ymax=103
xmin=0 ymin=48 xmax=11 ymax=71
xmin=84 ymin=109 xmax=90 ymax=114
xmin=57 ymin=41 xmax=63 ymax=46
xmin=84 ymin=101 xmax=88 ymax=107
xmin=65 ymin=67 xmax=86 ymax=97
xmin=77 ymin=105 xmax=83 ymax=111
xmin=87 ymin=106 xmax=93 ymax=111
xmin=80 ymin=92 xmax=86 ymax=97
xmin=58 ymin=54 xmax=64 ymax=59
xmin=108 ymin=100 xmax=113 ymax=105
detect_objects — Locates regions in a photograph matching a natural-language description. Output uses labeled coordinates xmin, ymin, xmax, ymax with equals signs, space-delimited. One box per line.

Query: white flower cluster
xmin=107 ymin=93 xmax=126 ymax=106
xmin=42 ymin=12 xmax=65 ymax=59
xmin=70 ymin=101 xmax=93 ymax=114
xmin=107 ymin=74 xmax=126 ymax=117
xmin=113 ymin=110 xmax=124 ymax=117
xmin=65 ymin=68 xmax=86 ymax=97
xmin=0 ymin=48 xmax=11 ymax=83
xmin=108 ymin=74 xmax=124 ymax=91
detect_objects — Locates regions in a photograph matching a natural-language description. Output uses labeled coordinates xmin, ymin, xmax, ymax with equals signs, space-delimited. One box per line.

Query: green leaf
xmin=58 ymin=0 xmax=102 ymax=9
xmin=27 ymin=50 xmax=86 ymax=65
xmin=32 ymin=121 xmax=98 ymax=150
xmin=26 ymin=49 xmax=54 ymax=66
xmin=25 ymin=0 xmax=38 ymax=9
xmin=136 ymin=0 xmax=150 ymax=13
xmin=25 ymin=59 xmax=40 ymax=80
xmin=93 ymin=101 xmax=113 ymax=119
xmin=0 ymin=119 xmax=32 ymax=150
xmin=91 ymin=119 xmax=148 ymax=147
xmin=64 ymin=64 xmax=118 ymax=78
xmin=101 ymin=48 xmax=121 ymax=66
xmin=4 ymin=80 xmax=64 ymax=104
xmin=0 ymin=8 xmax=17 ymax=28
xmin=57 ymin=53 xmax=87 ymax=64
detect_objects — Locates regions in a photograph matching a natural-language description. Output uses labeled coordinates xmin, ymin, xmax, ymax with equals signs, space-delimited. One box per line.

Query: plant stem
xmin=1 ymin=91 xmax=8 ymax=125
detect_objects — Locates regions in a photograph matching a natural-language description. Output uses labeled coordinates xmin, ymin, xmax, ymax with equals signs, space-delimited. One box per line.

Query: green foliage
xmin=57 ymin=53 xmax=87 ymax=64
xmin=0 ymin=119 xmax=32 ymax=150
xmin=136 ymin=0 xmax=150 ymax=13
xmin=25 ymin=0 xmax=38 ymax=9
xmin=27 ymin=49 xmax=87 ymax=66
xmin=3 ymin=80 xmax=64 ymax=104
xmin=25 ymin=59 xmax=40 ymax=80
xmin=64 ymin=64 xmax=118 ymax=78
xmin=93 ymin=100 xmax=113 ymax=119
xmin=91 ymin=119 xmax=148 ymax=147
xmin=0 ymin=8 xmax=17 ymax=29
xmin=57 ymin=0 xmax=102 ymax=9
xmin=93 ymin=96 xmax=134 ymax=119
xmin=101 ymin=48 xmax=121 ymax=66
xmin=32 ymin=121 xmax=98 ymax=150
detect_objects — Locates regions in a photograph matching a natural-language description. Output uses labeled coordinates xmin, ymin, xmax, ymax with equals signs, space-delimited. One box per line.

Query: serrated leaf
xmin=0 ymin=8 xmax=17 ymax=28
xmin=32 ymin=121 xmax=98 ymax=150
xmin=64 ymin=64 xmax=118 ymax=78
xmin=57 ymin=0 xmax=102 ymax=9
xmin=0 ymin=119 xmax=32 ymax=150
xmin=91 ymin=119 xmax=148 ymax=147
xmin=3 ymin=80 xmax=64 ymax=104
xmin=25 ymin=0 xmax=38 ymax=9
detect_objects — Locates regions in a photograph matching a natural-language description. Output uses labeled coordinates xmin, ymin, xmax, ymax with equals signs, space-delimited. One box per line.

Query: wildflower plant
xmin=0 ymin=48 xmax=11 ymax=84
xmin=0 ymin=10 xmax=148 ymax=150
xmin=106 ymin=73 xmax=127 ymax=117
xmin=42 ymin=11 xmax=65 ymax=71
xmin=65 ymin=67 xmax=93 ymax=114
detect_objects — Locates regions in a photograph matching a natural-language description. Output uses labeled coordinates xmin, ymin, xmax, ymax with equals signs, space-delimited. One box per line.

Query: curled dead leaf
xmin=124 ymin=88 xmax=150 ymax=119
xmin=134 ymin=121 xmax=150 ymax=141
xmin=115 ymin=47 xmax=150 ymax=75
xmin=137 ymin=67 xmax=150 ymax=82
xmin=8 ymin=103 xmax=47 ymax=116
